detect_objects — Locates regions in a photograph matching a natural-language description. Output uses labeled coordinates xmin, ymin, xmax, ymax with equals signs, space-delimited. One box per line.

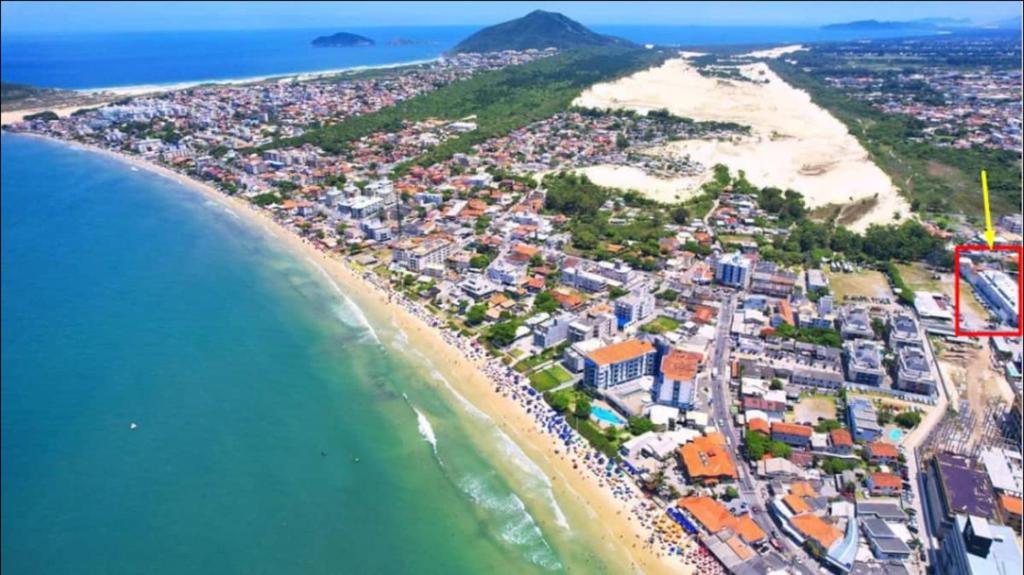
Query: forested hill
xmin=451 ymin=10 xmax=632 ymax=54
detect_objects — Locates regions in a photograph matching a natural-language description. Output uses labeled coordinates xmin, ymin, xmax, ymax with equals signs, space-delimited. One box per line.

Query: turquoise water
xmin=888 ymin=428 xmax=904 ymax=443
xmin=591 ymin=406 xmax=626 ymax=427
xmin=0 ymin=134 xmax=612 ymax=574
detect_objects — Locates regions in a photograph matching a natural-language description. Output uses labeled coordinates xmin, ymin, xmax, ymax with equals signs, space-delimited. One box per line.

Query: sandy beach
xmin=574 ymin=57 xmax=910 ymax=230
xmin=18 ymin=133 xmax=689 ymax=575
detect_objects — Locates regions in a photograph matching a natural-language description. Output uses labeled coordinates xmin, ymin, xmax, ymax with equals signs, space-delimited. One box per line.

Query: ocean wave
xmin=413 ymin=407 xmax=438 ymax=455
xmin=306 ymin=257 xmax=381 ymax=344
xmin=458 ymin=474 xmax=563 ymax=571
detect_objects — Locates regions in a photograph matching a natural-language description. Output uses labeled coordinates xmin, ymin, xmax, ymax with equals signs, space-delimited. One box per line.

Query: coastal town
xmin=5 ymin=29 xmax=1022 ymax=575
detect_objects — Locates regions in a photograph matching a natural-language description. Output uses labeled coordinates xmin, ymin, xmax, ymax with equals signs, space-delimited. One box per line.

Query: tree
xmin=529 ymin=253 xmax=544 ymax=267
xmin=574 ymin=397 xmax=593 ymax=419
xmin=485 ymin=320 xmax=521 ymax=347
xmin=533 ymin=291 xmax=560 ymax=314
xmin=547 ymin=391 xmax=571 ymax=413
xmin=770 ymin=378 xmax=785 ymax=391
xmin=671 ymin=205 xmax=689 ymax=225
xmin=469 ymin=255 xmax=490 ymax=269
xmin=814 ymin=419 xmax=842 ymax=433
xmin=628 ymin=417 xmax=655 ymax=435
xmin=465 ymin=304 xmax=487 ymax=326
xmin=722 ymin=486 xmax=739 ymax=501
xmin=894 ymin=411 xmax=922 ymax=429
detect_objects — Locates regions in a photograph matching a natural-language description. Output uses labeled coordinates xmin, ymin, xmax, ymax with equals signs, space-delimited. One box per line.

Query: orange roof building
xmin=830 ymin=429 xmax=853 ymax=449
xmin=790 ymin=513 xmax=842 ymax=550
xmin=866 ymin=441 xmax=899 ymax=461
xmin=783 ymin=494 xmax=812 ymax=515
xmin=869 ymin=472 xmax=903 ymax=493
xmin=677 ymin=496 xmax=766 ymax=544
xmin=789 ymin=481 xmax=818 ymax=498
xmin=583 ymin=339 xmax=657 ymax=389
xmin=748 ymin=417 xmax=770 ymax=435
xmin=678 ymin=433 xmax=738 ymax=485
xmin=771 ymin=422 xmax=813 ymax=446
xmin=660 ymin=349 xmax=703 ymax=382
xmin=1000 ymin=494 xmax=1023 ymax=519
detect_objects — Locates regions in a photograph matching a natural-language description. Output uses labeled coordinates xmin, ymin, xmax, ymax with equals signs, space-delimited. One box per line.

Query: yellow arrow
xmin=981 ymin=170 xmax=995 ymax=249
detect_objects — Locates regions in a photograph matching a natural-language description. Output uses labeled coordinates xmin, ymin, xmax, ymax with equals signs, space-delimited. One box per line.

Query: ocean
xmin=0 ymin=24 xmax=940 ymax=90
xmin=0 ymin=134 xmax=613 ymax=574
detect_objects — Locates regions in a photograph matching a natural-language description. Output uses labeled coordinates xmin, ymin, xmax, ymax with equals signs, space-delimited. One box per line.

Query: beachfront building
xmin=582 ymin=339 xmax=657 ymax=390
xmin=613 ymin=290 xmax=655 ymax=329
xmin=654 ymin=349 xmax=701 ymax=410
xmin=844 ymin=340 xmax=885 ymax=386
xmin=894 ymin=345 xmax=936 ymax=395
xmin=971 ymin=269 xmax=1020 ymax=327
xmin=847 ymin=398 xmax=883 ymax=442
xmin=532 ymin=313 xmax=572 ymax=350
xmin=677 ymin=433 xmax=737 ymax=485
xmin=714 ymin=252 xmax=751 ymax=289
xmin=391 ymin=236 xmax=454 ymax=273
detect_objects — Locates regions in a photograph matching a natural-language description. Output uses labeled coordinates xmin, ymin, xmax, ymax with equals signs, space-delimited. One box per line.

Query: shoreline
xmin=1 ymin=57 xmax=442 ymax=125
xmin=8 ymin=132 xmax=688 ymax=575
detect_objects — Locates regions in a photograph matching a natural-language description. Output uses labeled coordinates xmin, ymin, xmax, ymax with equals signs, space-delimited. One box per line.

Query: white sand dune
xmin=742 ymin=44 xmax=806 ymax=59
xmin=574 ymin=58 xmax=909 ymax=230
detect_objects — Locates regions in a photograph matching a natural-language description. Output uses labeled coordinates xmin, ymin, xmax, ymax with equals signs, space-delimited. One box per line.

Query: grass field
xmin=528 ymin=364 xmax=574 ymax=392
xmin=896 ymin=263 xmax=989 ymax=323
xmin=825 ymin=269 xmax=893 ymax=300
xmin=640 ymin=315 xmax=681 ymax=334
xmin=895 ymin=262 xmax=944 ymax=293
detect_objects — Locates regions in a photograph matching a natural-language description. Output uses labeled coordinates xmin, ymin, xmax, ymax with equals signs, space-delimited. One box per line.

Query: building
xmin=866 ymin=441 xmax=900 ymax=465
xmin=840 ymin=306 xmax=874 ymax=339
xmin=567 ymin=311 xmax=615 ymax=343
xmin=582 ymin=339 xmax=657 ymax=389
xmin=560 ymin=267 xmax=607 ymax=292
xmin=862 ymin=517 xmax=913 ymax=561
xmin=894 ymin=346 xmax=936 ymax=395
xmin=971 ymin=269 xmax=1020 ymax=327
xmin=887 ymin=311 xmax=921 ymax=348
xmin=845 ymin=340 xmax=885 ymax=386
xmin=791 ymin=366 xmax=844 ymax=390
xmin=914 ymin=291 xmax=956 ymax=336
xmin=807 ymin=269 xmax=829 ymax=292
xmin=655 ymin=350 xmax=701 ymax=409
xmin=750 ymin=261 xmax=798 ymax=297
xmin=848 ymin=398 xmax=883 ymax=442
xmin=771 ymin=422 xmax=813 ymax=448
xmin=614 ymin=290 xmax=656 ymax=329
xmin=678 ymin=433 xmax=737 ymax=485
xmin=533 ymin=314 xmax=572 ymax=349
xmin=923 ymin=452 xmax=998 ymax=546
xmin=868 ymin=472 xmax=904 ymax=496
xmin=391 ymin=236 xmax=453 ymax=273
xmin=829 ymin=429 xmax=854 ymax=455
xmin=937 ymin=515 xmax=1023 ymax=575
xmin=677 ymin=496 xmax=766 ymax=544
xmin=715 ymin=252 xmax=751 ymax=289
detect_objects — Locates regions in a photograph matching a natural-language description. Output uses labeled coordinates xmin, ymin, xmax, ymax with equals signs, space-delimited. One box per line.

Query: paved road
xmin=709 ymin=293 xmax=817 ymax=575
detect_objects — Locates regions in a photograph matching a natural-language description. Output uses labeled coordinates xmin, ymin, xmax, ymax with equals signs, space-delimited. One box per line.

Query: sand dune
xmin=574 ymin=57 xmax=909 ymax=230
xmin=742 ymin=44 xmax=806 ymax=59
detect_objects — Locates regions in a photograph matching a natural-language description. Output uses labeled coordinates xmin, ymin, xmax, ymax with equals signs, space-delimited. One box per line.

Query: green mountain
xmin=451 ymin=10 xmax=632 ymax=54
xmin=311 ymin=32 xmax=375 ymax=47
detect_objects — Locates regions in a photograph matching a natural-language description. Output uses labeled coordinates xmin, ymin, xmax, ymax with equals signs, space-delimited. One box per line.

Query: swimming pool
xmin=888 ymin=428 xmax=904 ymax=443
xmin=591 ymin=405 xmax=626 ymax=426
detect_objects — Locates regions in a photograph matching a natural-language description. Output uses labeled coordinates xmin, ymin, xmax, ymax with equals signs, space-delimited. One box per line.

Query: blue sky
xmin=2 ymin=1 xmax=1019 ymax=33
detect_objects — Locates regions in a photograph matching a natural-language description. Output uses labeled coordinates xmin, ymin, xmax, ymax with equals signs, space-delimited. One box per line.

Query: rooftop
xmin=586 ymin=339 xmax=655 ymax=366
xmin=679 ymin=433 xmax=738 ymax=482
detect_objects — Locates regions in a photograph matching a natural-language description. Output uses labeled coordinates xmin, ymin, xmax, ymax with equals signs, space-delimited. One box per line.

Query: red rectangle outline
xmin=953 ymin=244 xmax=1024 ymax=337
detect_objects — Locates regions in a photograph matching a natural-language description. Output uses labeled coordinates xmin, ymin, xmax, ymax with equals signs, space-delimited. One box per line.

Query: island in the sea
xmin=311 ymin=32 xmax=375 ymax=47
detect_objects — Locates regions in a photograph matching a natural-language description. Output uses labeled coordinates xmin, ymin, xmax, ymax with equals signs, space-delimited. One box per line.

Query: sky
xmin=1 ymin=1 xmax=1020 ymax=34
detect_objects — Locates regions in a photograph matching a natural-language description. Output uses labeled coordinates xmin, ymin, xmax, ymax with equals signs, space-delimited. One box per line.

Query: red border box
xmin=953 ymin=244 xmax=1024 ymax=337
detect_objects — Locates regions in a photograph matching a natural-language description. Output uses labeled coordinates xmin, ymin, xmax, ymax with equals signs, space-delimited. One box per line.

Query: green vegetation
xmin=533 ymin=291 xmax=561 ymax=314
xmin=894 ymin=411 xmax=922 ymax=429
xmin=821 ymin=457 xmax=859 ymax=475
xmin=774 ymin=322 xmax=843 ymax=348
xmin=528 ymin=365 xmax=573 ymax=392
xmin=770 ymin=56 xmax=1022 ymax=220
xmin=484 ymin=319 xmax=522 ymax=347
xmin=640 ymin=315 xmax=681 ymax=334
xmin=22 ymin=110 xmax=59 ymax=122
xmin=451 ymin=10 xmax=631 ymax=54
xmin=745 ymin=430 xmax=792 ymax=460
xmin=465 ymin=303 xmax=487 ymax=326
xmin=628 ymin=417 xmax=655 ymax=435
xmin=272 ymin=46 xmax=669 ymax=171
xmin=814 ymin=419 xmax=842 ymax=433
xmin=886 ymin=262 xmax=916 ymax=306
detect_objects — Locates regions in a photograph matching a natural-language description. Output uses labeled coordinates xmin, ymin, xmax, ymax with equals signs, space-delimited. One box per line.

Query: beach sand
xmin=577 ymin=164 xmax=704 ymax=204
xmin=742 ymin=44 xmax=806 ymax=59
xmin=24 ymin=134 xmax=688 ymax=575
xmin=574 ymin=57 xmax=910 ymax=230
